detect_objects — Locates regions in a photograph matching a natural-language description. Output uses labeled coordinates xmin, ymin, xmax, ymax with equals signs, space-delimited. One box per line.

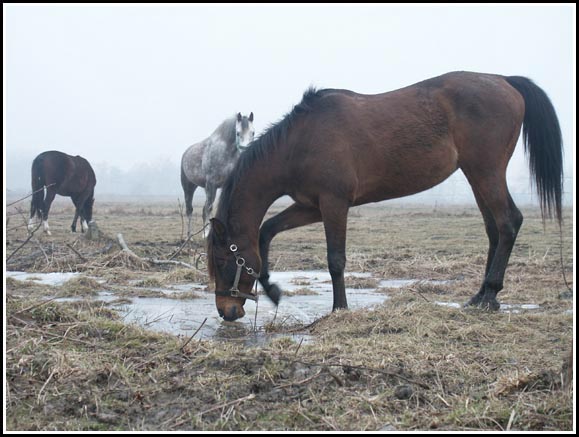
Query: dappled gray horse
xmin=181 ymin=113 xmax=255 ymax=238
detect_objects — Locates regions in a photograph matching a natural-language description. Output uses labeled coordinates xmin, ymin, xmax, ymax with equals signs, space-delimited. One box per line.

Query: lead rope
xmin=253 ymin=281 xmax=259 ymax=333
xmin=559 ymin=223 xmax=572 ymax=292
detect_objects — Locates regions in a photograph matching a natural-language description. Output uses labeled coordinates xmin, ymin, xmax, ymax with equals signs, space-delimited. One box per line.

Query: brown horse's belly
xmin=353 ymin=143 xmax=459 ymax=204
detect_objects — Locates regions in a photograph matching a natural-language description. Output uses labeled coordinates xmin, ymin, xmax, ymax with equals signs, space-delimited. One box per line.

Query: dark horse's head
xmin=207 ymin=218 xmax=261 ymax=321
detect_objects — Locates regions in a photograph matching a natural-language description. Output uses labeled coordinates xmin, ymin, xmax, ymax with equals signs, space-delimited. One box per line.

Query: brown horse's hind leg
xmin=41 ymin=186 xmax=57 ymax=235
xmin=472 ymin=186 xmax=500 ymax=278
xmin=464 ymin=175 xmax=523 ymax=310
xmin=258 ymin=203 xmax=322 ymax=304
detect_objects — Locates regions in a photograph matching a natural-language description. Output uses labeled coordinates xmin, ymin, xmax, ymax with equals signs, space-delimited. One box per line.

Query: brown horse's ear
xmin=210 ymin=218 xmax=227 ymax=242
xmin=249 ymin=112 xmax=254 ymax=122
xmin=237 ymin=112 xmax=242 ymax=122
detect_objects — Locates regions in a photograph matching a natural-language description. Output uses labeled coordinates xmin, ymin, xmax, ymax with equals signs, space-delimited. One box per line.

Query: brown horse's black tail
xmin=30 ymin=155 xmax=45 ymax=219
xmin=505 ymin=76 xmax=563 ymax=224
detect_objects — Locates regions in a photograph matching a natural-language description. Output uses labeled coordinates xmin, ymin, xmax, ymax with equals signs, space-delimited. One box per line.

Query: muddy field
xmin=5 ymin=197 xmax=574 ymax=431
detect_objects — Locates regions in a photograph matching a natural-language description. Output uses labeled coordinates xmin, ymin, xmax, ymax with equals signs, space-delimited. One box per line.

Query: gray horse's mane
xmin=211 ymin=116 xmax=237 ymax=146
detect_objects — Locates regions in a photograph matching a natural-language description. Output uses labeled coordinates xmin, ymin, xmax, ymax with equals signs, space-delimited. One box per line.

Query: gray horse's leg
xmin=185 ymin=185 xmax=198 ymax=238
xmin=181 ymin=169 xmax=198 ymax=239
xmin=202 ymin=183 xmax=217 ymax=238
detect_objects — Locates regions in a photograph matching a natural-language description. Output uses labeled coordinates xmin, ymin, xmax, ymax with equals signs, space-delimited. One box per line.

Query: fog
xmin=4 ymin=4 xmax=574 ymax=206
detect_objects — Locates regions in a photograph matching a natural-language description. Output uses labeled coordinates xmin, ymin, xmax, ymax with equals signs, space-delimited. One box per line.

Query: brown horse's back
xmin=286 ymin=71 xmax=524 ymax=206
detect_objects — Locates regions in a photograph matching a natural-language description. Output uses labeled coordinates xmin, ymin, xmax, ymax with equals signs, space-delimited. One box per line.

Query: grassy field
xmin=5 ymin=198 xmax=574 ymax=431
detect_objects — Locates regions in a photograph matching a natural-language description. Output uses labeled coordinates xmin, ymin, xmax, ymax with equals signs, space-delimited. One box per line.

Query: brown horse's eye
xmin=214 ymin=256 xmax=227 ymax=268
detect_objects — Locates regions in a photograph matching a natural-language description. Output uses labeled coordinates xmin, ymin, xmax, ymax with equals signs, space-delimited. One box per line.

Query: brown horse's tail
xmin=505 ymin=76 xmax=563 ymax=224
xmin=30 ymin=155 xmax=45 ymax=219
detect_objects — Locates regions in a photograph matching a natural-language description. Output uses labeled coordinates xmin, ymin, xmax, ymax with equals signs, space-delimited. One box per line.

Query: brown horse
xmin=207 ymin=71 xmax=563 ymax=322
xmin=28 ymin=150 xmax=97 ymax=235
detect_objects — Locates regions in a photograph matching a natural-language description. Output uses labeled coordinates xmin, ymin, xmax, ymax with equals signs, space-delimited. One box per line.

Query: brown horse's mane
xmin=214 ymin=87 xmax=333 ymax=222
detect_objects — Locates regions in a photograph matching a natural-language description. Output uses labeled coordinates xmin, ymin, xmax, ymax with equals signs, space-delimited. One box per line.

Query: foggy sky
xmin=4 ymin=4 xmax=575 ymax=203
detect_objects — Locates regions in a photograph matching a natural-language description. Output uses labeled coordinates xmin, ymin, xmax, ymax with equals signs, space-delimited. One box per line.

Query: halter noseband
xmin=214 ymin=243 xmax=260 ymax=301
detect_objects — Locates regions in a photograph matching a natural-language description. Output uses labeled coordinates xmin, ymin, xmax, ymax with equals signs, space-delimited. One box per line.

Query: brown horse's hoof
xmin=266 ymin=283 xmax=282 ymax=306
xmin=464 ymin=294 xmax=500 ymax=311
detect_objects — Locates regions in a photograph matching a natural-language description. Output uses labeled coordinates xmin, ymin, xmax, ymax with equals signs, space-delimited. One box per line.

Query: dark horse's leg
xmin=258 ymin=203 xmax=322 ymax=304
xmin=319 ymin=196 xmax=350 ymax=310
xmin=180 ymin=168 xmax=198 ymax=239
xmin=71 ymin=191 xmax=93 ymax=233
xmin=41 ymin=185 xmax=58 ymax=235
xmin=464 ymin=174 xmax=523 ymax=311
xmin=29 ymin=189 xmax=44 ymax=231
xmin=71 ymin=197 xmax=81 ymax=232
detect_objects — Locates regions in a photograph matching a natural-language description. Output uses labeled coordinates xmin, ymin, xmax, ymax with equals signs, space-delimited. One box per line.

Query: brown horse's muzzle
xmin=216 ymin=296 xmax=246 ymax=321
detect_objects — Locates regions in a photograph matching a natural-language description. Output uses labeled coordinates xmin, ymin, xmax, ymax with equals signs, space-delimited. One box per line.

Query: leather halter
xmin=214 ymin=243 xmax=260 ymax=301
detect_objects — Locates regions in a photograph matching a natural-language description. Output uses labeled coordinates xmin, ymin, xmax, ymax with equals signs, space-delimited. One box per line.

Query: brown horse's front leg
xmin=258 ymin=203 xmax=322 ymax=305
xmin=258 ymin=222 xmax=279 ymax=304
xmin=319 ymin=197 xmax=349 ymax=311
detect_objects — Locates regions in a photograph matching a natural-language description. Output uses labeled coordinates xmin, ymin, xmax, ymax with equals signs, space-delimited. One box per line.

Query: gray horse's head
xmin=235 ymin=112 xmax=255 ymax=151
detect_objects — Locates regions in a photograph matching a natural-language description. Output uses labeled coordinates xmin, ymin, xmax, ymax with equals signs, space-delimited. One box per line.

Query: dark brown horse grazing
xmin=207 ymin=71 xmax=563 ymax=322
xmin=28 ymin=150 xmax=97 ymax=235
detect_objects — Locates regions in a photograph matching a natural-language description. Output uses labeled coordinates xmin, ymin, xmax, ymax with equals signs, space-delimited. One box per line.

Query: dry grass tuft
xmin=99 ymin=250 xmax=150 ymax=270
xmin=61 ymin=276 xmax=103 ymax=297
xmin=134 ymin=277 xmax=164 ymax=288
xmin=285 ymin=287 xmax=320 ymax=296
xmin=162 ymin=267 xmax=208 ymax=284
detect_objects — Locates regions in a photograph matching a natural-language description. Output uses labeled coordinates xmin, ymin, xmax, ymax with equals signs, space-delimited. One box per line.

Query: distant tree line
xmin=5 ymin=154 xmax=572 ymax=205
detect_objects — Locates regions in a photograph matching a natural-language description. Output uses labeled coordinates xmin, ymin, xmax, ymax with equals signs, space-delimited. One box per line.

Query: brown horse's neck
xmin=221 ymin=158 xmax=287 ymax=246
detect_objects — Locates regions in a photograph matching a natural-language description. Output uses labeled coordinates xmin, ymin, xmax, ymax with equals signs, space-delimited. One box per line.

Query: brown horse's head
xmin=207 ymin=218 xmax=260 ymax=322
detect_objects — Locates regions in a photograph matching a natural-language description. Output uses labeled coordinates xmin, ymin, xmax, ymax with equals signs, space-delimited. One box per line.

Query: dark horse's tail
xmin=505 ymin=76 xmax=563 ymax=224
xmin=30 ymin=154 xmax=45 ymax=219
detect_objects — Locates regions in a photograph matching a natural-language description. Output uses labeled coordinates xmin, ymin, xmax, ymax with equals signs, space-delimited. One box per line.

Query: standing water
xmin=9 ymin=270 xmax=542 ymax=344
